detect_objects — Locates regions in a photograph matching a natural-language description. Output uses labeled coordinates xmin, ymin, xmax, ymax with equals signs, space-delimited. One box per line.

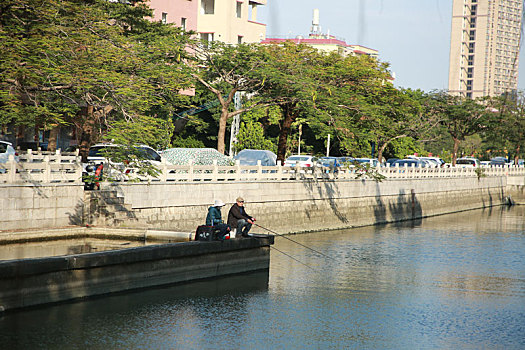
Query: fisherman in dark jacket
xmin=227 ymin=197 xmax=255 ymax=237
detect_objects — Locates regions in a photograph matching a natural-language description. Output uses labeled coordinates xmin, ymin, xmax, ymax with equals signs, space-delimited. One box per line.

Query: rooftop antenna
xmin=311 ymin=8 xmax=321 ymax=35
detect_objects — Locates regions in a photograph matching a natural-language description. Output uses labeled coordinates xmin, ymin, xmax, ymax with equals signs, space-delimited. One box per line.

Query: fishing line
xmin=270 ymin=246 xmax=316 ymax=271
xmin=254 ymin=223 xmax=336 ymax=261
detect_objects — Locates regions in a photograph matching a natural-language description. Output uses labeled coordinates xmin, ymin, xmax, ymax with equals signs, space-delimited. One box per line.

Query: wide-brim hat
xmin=214 ymin=199 xmax=225 ymax=207
xmin=236 ymin=197 xmax=244 ymax=202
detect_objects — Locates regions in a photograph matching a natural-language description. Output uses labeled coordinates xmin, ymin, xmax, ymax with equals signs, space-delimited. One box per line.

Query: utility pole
xmin=229 ymin=92 xmax=242 ymax=157
xmin=298 ymin=124 xmax=302 ymax=155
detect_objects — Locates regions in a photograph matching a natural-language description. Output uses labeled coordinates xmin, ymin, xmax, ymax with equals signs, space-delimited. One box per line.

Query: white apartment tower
xmin=448 ymin=0 xmax=523 ymax=98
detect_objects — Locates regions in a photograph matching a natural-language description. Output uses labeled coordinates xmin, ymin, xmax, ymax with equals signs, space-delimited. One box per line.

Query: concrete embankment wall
xmin=1 ymin=176 xmax=523 ymax=233
xmin=104 ymin=176 xmax=520 ymax=234
xmin=0 ymin=183 xmax=84 ymax=231
xmin=0 ymin=237 xmax=272 ymax=311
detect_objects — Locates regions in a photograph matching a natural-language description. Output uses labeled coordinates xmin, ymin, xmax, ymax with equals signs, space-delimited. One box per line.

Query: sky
xmin=258 ymin=0 xmax=525 ymax=92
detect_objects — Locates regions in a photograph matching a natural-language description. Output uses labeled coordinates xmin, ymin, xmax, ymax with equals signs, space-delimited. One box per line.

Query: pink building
xmin=147 ymin=0 xmax=198 ymax=31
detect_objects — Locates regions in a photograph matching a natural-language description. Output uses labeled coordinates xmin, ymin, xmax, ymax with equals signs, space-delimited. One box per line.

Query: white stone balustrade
xmin=1 ymin=154 xmax=524 ymax=184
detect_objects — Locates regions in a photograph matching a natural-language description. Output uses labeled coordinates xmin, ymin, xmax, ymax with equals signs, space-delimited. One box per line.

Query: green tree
xmin=427 ymin=92 xmax=492 ymax=165
xmin=191 ymin=42 xmax=272 ymax=154
xmin=235 ymin=121 xmax=276 ymax=153
xmin=0 ymin=0 xmax=193 ymax=158
xmin=485 ymin=92 xmax=525 ymax=163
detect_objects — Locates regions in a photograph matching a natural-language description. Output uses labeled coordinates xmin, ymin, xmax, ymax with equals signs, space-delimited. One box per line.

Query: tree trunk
xmin=377 ymin=141 xmax=388 ymax=163
xmin=452 ymin=137 xmax=460 ymax=166
xmin=217 ymin=107 xmax=229 ymax=154
xmin=47 ymin=126 xmax=60 ymax=152
xmin=79 ymin=105 xmax=95 ymax=162
xmin=276 ymin=103 xmax=298 ymax=163
xmin=16 ymin=125 xmax=25 ymax=149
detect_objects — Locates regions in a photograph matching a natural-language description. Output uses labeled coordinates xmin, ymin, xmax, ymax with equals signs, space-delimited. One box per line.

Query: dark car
xmin=18 ymin=141 xmax=48 ymax=151
xmin=385 ymin=158 xmax=399 ymax=166
xmin=490 ymin=156 xmax=508 ymax=166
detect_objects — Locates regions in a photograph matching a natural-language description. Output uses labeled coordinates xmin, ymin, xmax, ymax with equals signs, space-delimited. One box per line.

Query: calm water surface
xmin=1 ymin=206 xmax=524 ymax=349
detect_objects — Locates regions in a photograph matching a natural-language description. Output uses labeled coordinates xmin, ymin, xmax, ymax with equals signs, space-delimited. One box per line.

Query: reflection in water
xmin=1 ymin=206 xmax=524 ymax=349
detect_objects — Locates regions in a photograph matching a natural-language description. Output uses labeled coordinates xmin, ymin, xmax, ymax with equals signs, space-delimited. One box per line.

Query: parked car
xmin=234 ymin=149 xmax=277 ymax=166
xmin=318 ymin=156 xmax=343 ymax=167
xmin=480 ymin=161 xmax=491 ymax=167
xmin=489 ymin=156 xmax=508 ymax=166
xmin=283 ymin=155 xmax=318 ymax=168
xmin=317 ymin=156 xmax=344 ymax=173
xmin=392 ymin=159 xmax=428 ymax=168
xmin=385 ymin=158 xmax=399 ymax=166
xmin=83 ymin=144 xmax=162 ymax=185
xmin=0 ymin=141 xmax=19 ymax=172
xmin=419 ymin=157 xmax=445 ymax=168
xmin=17 ymin=141 xmax=48 ymax=151
xmin=353 ymin=158 xmax=380 ymax=167
xmin=456 ymin=157 xmax=479 ymax=168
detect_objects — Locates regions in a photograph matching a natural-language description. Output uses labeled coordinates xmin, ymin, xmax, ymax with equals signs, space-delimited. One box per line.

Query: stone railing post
xmin=276 ymin=160 xmax=283 ymax=180
xmin=235 ymin=160 xmax=241 ymax=181
xmin=257 ymin=160 xmax=263 ymax=180
xmin=43 ymin=155 xmax=51 ymax=182
xmin=55 ymin=149 xmax=61 ymax=163
xmin=26 ymin=149 xmax=33 ymax=163
xmin=160 ymin=158 xmax=167 ymax=182
xmin=7 ymin=154 xmax=16 ymax=183
xmin=189 ymin=159 xmax=194 ymax=181
xmin=212 ymin=159 xmax=218 ymax=181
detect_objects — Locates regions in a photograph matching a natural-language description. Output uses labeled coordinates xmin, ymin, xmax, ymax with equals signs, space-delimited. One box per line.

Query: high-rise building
xmin=448 ymin=0 xmax=523 ymax=98
xmin=197 ymin=0 xmax=267 ymax=44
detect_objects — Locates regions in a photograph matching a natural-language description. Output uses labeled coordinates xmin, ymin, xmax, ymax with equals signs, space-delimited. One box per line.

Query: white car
xmin=456 ymin=157 xmax=479 ymax=168
xmin=283 ymin=155 xmax=318 ymax=168
xmin=0 ymin=141 xmax=17 ymax=163
xmin=0 ymin=141 xmax=19 ymax=173
xmin=419 ymin=157 xmax=445 ymax=168
xmin=84 ymin=144 xmax=162 ymax=181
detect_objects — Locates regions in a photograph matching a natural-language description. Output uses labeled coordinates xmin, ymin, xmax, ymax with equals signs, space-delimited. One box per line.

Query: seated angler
xmin=206 ymin=199 xmax=230 ymax=240
xmin=227 ymin=197 xmax=255 ymax=238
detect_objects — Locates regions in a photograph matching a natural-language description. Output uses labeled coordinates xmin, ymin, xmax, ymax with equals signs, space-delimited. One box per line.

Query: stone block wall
xmin=103 ymin=176 xmax=509 ymax=234
xmin=0 ymin=184 xmax=84 ymax=230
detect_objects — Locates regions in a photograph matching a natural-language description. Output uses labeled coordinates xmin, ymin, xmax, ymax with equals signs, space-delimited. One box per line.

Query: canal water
xmin=1 ymin=206 xmax=524 ymax=349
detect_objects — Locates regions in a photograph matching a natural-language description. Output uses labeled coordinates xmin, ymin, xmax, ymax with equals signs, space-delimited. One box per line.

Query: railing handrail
xmin=1 ymin=157 xmax=524 ymax=184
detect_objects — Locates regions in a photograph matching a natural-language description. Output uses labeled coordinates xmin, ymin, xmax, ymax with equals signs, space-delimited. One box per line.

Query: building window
xmin=238 ymin=35 xmax=243 ymax=44
xmin=471 ymin=5 xmax=477 ymax=16
xmin=201 ymin=0 xmax=215 ymax=15
xmin=200 ymin=32 xmax=214 ymax=46
xmin=236 ymin=2 xmax=242 ymax=18
xmin=469 ymin=30 xmax=476 ymax=40
xmin=468 ymin=55 xmax=474 ymax=65
xmin=161 ymin=12 xmax=167 ymax=24
xmin=469 ymin=42 xmax=475 ymax=53
xmin=467 ymin=67 xmax=474 ymax=78
xmin=470 ymin=18 xmax=476 ymax=28
xmin=466 ymin=80 xmax=473 ymax=90
xmin=466 ymin=92 xmax=473 ymax=98
xmin=181 ymin=17 xmax=187 ymax=31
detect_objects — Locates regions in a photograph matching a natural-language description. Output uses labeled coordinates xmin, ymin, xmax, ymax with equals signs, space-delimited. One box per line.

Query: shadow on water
xmin=0 ymin=271 xmax=269 ymax=348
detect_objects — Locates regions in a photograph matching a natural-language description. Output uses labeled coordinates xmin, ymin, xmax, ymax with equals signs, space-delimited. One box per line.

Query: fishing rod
xmin=254 ymin=223 xmax=336 ymax=261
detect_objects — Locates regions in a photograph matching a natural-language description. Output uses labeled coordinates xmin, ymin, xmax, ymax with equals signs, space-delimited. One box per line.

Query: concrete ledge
xmin=0 ymin=236 xmax=273 ymax=311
